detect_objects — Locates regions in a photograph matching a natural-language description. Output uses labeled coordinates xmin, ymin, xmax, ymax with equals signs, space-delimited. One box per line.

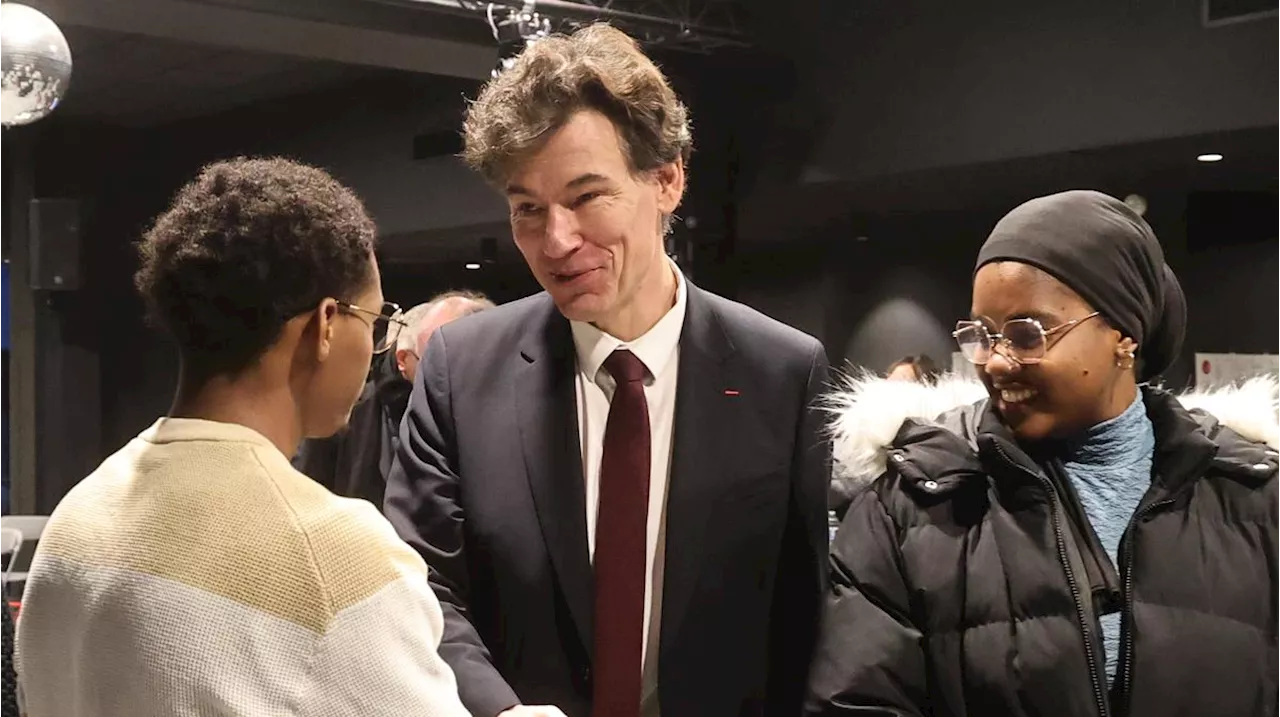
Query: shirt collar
xmin=570 ymin=257 xmax=688 ymax=384
xmin=142 ymin=416 xmax=279 ymax=452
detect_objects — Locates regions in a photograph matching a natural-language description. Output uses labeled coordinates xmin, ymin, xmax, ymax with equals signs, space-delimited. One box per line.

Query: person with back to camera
xmin=807 ymin=190 xmax=1278 ymax=716
xmin=384 ymin=22 xmax=831 ymax=717
xmin=15 ymin=157 xmax=470 ymax=717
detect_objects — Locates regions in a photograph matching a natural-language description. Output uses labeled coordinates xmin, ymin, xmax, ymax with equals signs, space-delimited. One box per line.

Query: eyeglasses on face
xmin=953 ymin=311 xmax=1101 ymax=366
xmin=337 ymin=300 xmax=408 ymax=354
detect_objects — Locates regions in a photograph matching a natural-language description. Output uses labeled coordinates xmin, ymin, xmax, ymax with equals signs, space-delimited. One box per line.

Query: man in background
xmin=395 ymin=291 xmax=496 ymax=386
xmin=294 ymin=290 xmax=493 ymax=505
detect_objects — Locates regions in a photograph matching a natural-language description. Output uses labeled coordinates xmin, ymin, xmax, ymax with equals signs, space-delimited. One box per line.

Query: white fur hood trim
xmin=825 ymin=372 xmax=1279 ymax=489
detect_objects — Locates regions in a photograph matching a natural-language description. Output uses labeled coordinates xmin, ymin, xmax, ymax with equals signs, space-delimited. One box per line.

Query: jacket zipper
xmin=1115 ymin=446 xmax=1216 ymax=713
xmin=1112 ymin=494 xmax=1178 ymax=714
xmin=992 ymin=441 xmax=1110 ymax=717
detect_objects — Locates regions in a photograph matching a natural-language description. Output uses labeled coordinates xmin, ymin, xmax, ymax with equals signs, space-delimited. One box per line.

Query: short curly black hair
xmin=135 ymin=157 xmax=377 ymax=381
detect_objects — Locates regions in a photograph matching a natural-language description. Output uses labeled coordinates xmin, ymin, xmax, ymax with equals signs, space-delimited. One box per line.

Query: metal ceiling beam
xmin=379 ymin=0 xmax=750 ymax=49
xmin=26 ymin=0 xmax=498 ymax=79
xmin=198 ymin=0 xmax=494 ymax=45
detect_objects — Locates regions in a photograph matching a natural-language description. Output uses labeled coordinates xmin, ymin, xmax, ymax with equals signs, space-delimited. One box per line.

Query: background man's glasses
xmin=953 ymin=312 xmax=1100 ymax=365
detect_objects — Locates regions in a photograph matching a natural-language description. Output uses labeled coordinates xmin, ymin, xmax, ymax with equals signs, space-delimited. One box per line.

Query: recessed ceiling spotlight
xmin=465 ymin=262 xmax=482 ymax=270
xmin=1196 ymin=153 xmax=1224 ymax=163
xmin=1123 ymin=194 xmax=1148 ymax=217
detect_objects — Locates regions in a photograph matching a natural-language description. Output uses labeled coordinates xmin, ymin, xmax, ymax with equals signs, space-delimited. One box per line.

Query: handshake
xmin=500 ymin=707 xmax=569 ymax=717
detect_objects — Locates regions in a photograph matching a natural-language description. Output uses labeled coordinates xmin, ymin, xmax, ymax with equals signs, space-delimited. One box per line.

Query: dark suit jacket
xmin=385 ymin=283 xmax=831 ymax=717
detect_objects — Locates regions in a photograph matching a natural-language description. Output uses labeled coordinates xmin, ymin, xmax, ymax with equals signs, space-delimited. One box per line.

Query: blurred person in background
xmin=885 ymin=354 xmax=940 ymax=385
xmin=808 ymin=190 xmax=1277 ymax=717
xmin=396 ymin=291 xmax=496 ymax=388
xmin=16 ymin=157 xmax=469 ymax=717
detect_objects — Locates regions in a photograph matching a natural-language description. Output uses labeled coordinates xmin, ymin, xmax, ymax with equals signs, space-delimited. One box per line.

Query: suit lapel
xmin=660 ymin=283 xmax=737 ymax=657
xmin=515 ymin=300 xmax=594 ymax=648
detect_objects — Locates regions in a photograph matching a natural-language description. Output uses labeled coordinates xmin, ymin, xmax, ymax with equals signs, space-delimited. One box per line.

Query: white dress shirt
xmin=570 ymin=259 xmax=687 ymax=715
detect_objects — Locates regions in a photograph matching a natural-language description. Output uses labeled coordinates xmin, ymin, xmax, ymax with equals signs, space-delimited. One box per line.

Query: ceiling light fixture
xmin=1196 ymin=153 xmax=1224 ymax=163
xmin=465 ymin=262 xmax=482 ymax=270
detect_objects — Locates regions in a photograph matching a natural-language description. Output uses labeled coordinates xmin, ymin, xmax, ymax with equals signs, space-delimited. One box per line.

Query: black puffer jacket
xmin=808 ymin=377 xmax=1278 ymax=717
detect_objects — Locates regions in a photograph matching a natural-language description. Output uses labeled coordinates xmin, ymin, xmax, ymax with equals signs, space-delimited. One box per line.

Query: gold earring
xmin=1117 ymin=349 xmax=1136 ymax=370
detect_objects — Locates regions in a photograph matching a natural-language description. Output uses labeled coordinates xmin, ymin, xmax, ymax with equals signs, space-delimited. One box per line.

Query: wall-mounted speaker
xmin=29 ymin=198 xmax=80 ymax=291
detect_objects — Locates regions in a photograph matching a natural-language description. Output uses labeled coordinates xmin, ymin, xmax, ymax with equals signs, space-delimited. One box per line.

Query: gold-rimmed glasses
xmin=953 ymin=311 xmax=1101 ymax=365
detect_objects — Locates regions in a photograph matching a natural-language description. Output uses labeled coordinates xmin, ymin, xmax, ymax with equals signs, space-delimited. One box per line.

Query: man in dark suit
xmin=385 ymin=24 xmax=830 ymax=717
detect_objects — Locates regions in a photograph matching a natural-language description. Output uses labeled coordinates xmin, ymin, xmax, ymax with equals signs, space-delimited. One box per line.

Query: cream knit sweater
xmin=15 ymin=417 xmax=471 ymax=717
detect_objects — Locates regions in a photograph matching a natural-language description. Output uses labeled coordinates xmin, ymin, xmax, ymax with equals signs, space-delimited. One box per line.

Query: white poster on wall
xmin=1194 ymin=353 xmax=1279 ymax=389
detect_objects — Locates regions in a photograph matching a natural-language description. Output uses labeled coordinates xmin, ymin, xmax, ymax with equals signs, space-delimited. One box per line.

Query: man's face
xmin=504 ymin=110 xmax=683 ymax=328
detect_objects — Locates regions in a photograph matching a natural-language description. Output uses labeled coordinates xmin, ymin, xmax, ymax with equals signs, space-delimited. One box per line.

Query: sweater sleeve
xmin=293 ymin=494 xmax=470 ymax=717
xmin=294 ymin=569 xmax=469 ymax=717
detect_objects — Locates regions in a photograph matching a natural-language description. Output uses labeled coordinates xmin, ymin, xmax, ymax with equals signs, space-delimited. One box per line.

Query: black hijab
xmin=975 ymin=190 xmax=1187 ymax=382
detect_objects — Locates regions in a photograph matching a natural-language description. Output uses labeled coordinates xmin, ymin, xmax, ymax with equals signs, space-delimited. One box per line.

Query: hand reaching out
xmin=497 ymin=705 xmax=569 ymax=717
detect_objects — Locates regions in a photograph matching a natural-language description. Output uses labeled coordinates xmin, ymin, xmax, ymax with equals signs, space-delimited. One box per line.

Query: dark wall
xmin=25 ymin=121 xmax=189 ymax=476
xmin=736 ymin=212 xmax=987 ymax=377
xmin=381 ymin=262 xmax=541 ymax=310
xmin=823 ymin=214 xmax=986 ymax=376
xmin=1146 ymin=190 xmax=1280 ymax=387
xmin=784 ymin=0 xmax=1279 ymax=183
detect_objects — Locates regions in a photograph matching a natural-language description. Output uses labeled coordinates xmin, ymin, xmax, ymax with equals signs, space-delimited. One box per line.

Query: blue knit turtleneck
xmin=1060 ymin=391 xmax=1155 ymax=684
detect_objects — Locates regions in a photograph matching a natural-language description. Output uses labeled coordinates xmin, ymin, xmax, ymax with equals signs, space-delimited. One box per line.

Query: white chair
xmin=1 ymin=516 xmax=49 ymax=590
xmin=1 ymin=516 xmax=47 ymax=544
xmin=0 ymin=527 xmax=20 ymax=588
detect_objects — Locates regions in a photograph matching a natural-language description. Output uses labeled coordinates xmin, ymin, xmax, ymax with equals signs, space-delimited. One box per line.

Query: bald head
xmin=413 ymin=296 xmax=491 ymax=354
xmin=395 ymin=292 xmax=495 ymax=381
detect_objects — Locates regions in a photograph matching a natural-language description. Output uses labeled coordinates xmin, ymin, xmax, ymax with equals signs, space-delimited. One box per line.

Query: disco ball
xmin=1 ymin=3 xmax=72 ymax=127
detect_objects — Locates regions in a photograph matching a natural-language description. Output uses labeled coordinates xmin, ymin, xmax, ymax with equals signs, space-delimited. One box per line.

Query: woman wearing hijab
xmin=807 ymin=191 xmax=1277 ymax=716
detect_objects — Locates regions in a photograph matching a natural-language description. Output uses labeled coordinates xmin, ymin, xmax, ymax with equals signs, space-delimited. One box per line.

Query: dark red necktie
xmin=592 ymin=349 xmax=650 ymax=717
